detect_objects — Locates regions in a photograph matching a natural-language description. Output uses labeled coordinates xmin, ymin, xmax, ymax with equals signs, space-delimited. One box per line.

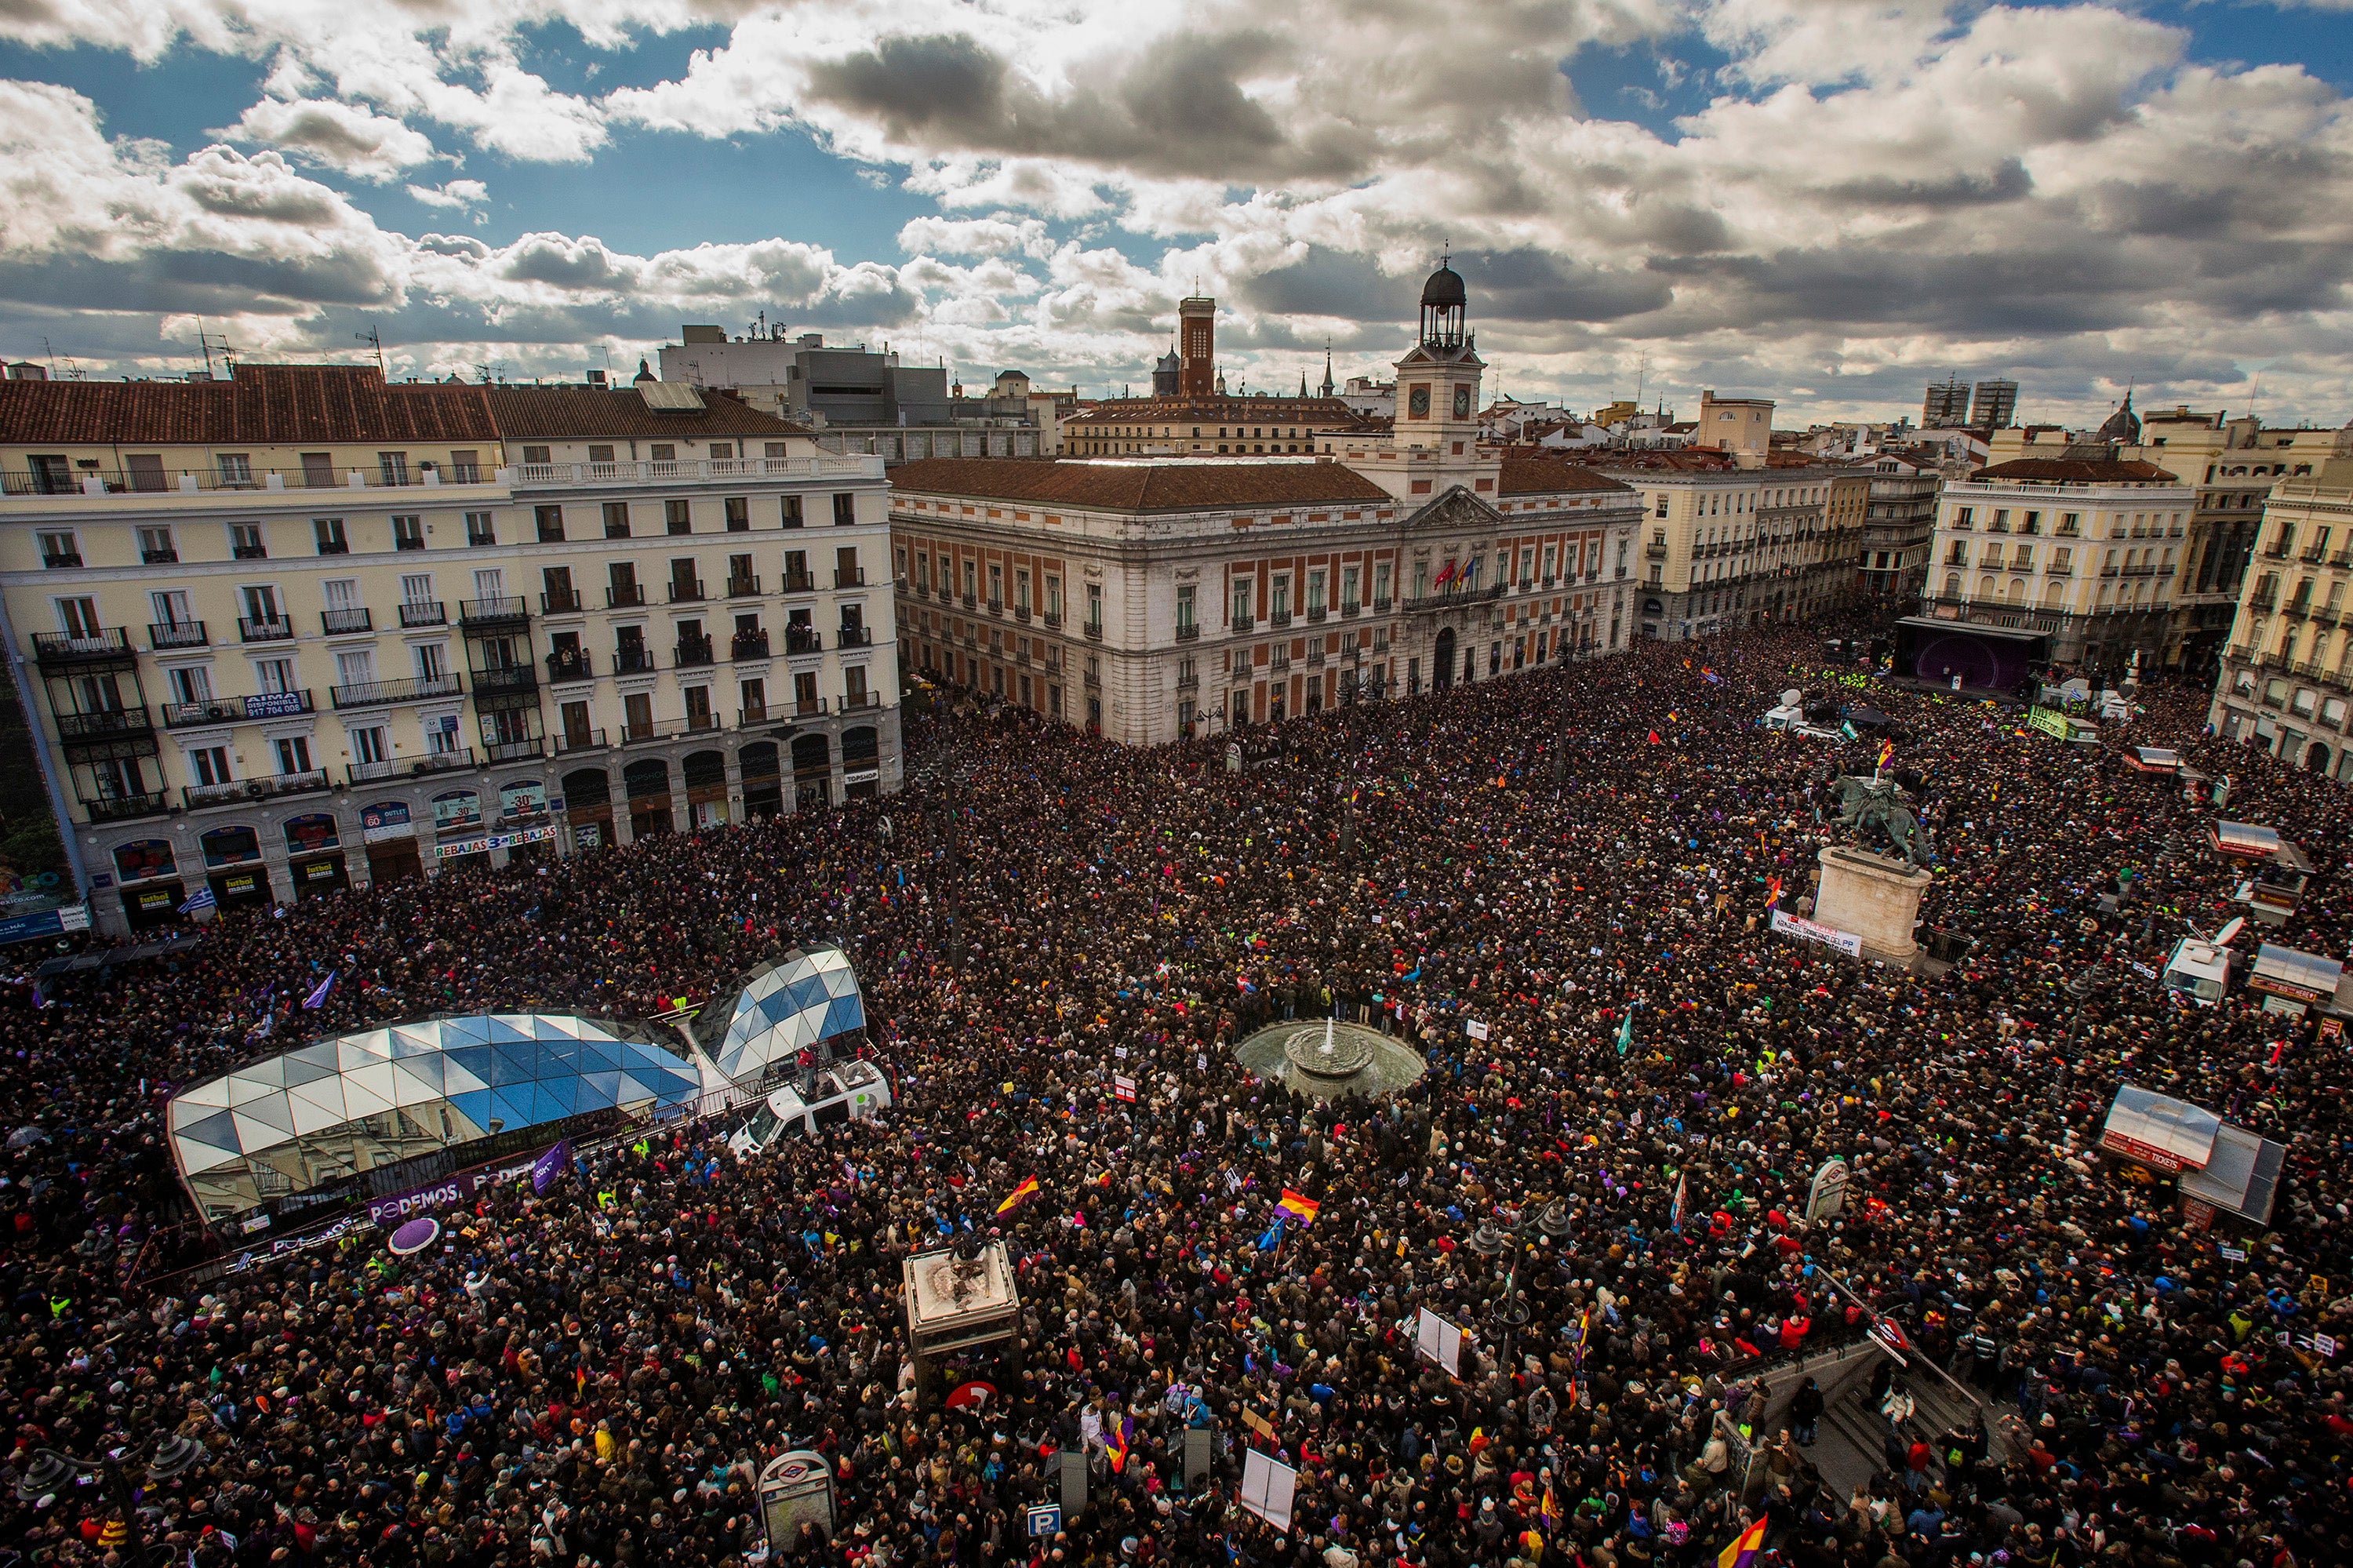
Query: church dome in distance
xmin=2096 ymin=390 xmax=2139 ymax=445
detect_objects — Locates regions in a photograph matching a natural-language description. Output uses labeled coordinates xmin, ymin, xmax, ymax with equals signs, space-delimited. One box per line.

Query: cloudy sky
xmin=1 ymin=0 xmax=2349 ymax=427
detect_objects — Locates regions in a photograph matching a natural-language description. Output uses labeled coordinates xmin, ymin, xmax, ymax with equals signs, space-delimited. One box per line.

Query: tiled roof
xmin=482 ymin=386 xmax=810 ymax=440
xmin=1497 ymin=457 xmax=1634 ymax=497
xmin=0 ymin=363 xmax=500 ymax=445
xmin=1591 ymin=450 xmax=1740 ymax=473
xmin=1972 ymin=458 xmax=2180 ymax=484
xmin=888 ymin=458 xmax=1392 ymax=511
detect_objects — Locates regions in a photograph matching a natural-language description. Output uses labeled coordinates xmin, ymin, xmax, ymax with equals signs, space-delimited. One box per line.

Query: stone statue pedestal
xmin=1814 ymin=846 xmax=1933 ymax=963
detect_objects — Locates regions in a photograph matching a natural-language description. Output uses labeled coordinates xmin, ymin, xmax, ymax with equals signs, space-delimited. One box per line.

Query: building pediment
xmin=1394 ymin=343 xmax=1486 ymax=373
xmin=1403 ymin=485 xmax=1503 ymax=533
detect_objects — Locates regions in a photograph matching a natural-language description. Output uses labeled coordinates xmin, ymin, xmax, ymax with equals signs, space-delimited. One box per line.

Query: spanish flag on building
xmin=1717 ymin=1519 xmax=1767 ymax=1568
xmin=997 ymin=1175 xmax=1040 ymax=1215
xmin=1277 ymin=1189 xmax=1320 ymax=1225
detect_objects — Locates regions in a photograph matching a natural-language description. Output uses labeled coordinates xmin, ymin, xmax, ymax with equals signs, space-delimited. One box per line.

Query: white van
xmin=727 ymin=1060 xmax=892 ymax=1157
xmin=2162 ymin=938 xmax=2234 ymax=1006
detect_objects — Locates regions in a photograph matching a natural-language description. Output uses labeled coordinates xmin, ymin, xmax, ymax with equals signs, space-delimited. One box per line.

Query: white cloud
xmin=406 ymin=178 xmax=489 ymax=211
xmin=222 ymin=97 xmax=441 ymax=181
xmin=0 ymin=0 xmax=2351 ymax=423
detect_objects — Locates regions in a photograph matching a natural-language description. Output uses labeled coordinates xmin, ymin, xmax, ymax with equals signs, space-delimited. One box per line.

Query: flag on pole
xmin=1615 ymin=1004 xmax=1636 ymax=1057
xmin=1670 ymin=1170 xmax=1687 ymax=1231
xmin=1716 ymin=1519 xmax=1767 ymax=1568
xmin=179 ymin=885 xmax=216 ymax=915
xmin=1765 ymin=876 xmax=1783 ymax=910
xmin=1106 ymin=1415 xmax=1133 ymax=1473
xmin=1877 ymin=740 xmax=1896 ymax=769
xmin=302 ymin=970 xmax=336 ymax=1010
xmin=996 ymin=1175 xmax=1041 ymax=1215
xmin=1435 ymin=560 xmax=1458 ymax=587
xmin=1277 ymin=1189 xmax=1320 ymax=1225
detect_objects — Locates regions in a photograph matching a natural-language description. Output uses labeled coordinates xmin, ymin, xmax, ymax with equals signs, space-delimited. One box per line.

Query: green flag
xmin=1616 ymin=1004 xmax=1637 ymax=1057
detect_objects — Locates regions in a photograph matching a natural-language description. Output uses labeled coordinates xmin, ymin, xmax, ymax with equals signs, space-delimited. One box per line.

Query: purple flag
xmin=532 ymin=1138 xmax=573 ymax=1195
xmin=301 ymin=970 xmax=336 ymax=1010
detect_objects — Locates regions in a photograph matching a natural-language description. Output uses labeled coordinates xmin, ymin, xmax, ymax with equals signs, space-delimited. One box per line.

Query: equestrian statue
xmin=1831 ymin=774 xmax=1935 ymax=868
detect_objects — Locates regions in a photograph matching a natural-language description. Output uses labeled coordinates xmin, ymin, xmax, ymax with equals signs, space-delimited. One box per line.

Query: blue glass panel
xmin=438 ymin=1017 xmax=489 ymax=1046
xmin=176 ymin=1108 xmax=242 ymax=1151
xmin=393 ymin=1053 xmax=446 ymax=1096
xmin=442 ymin=1045 xmax=493 ymax=1084
xmin=577 ymin=1069 xmax=624 ymax=1108
xmin=530 ymin=1081 xmax=577 ymax=1123
xmin=489 ymin=1088 xmax=537 ymax=1130
xmin=446 ymin=1089 xmax=495 ymax=1130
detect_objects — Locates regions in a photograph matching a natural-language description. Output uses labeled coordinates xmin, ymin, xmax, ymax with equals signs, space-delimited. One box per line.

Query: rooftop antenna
xmin=193 ymin=323 xmax=236 ymax=377
xmin=1634 ymin=353 xmax=1649 ymax=409
xmin=355 ymin=322 xmax=385 ymax=374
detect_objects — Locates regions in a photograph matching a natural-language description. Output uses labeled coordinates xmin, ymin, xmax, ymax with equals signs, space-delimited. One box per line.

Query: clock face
xmin=1408 ymin=385 xmax=1431 ymax=417
xmin=1453 ymin=387 xmax=1472 ymax=419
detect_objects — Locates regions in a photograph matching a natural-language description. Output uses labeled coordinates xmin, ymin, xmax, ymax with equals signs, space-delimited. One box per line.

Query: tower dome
xmin=2096 ymin=389 xmax=2139 ymax=446
xmin=1419 ymin=259 xmax=1467 ymax=349
xmin=1420 ymin=264 xmax=1467 ymax=309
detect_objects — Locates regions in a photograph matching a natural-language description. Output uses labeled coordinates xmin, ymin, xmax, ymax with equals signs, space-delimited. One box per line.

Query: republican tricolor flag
xmin=1716 ymin=1519 xmax=1767 ymax=1568
xmin=997 ymin=1175 xmax=1040 ymax=1215
xmin=1277 ymin=1189 xmax=1320 ymax=1225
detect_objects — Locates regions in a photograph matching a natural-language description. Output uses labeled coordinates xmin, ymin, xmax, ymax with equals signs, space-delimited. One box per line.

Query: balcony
xmin=780 ymin=572 xmax=816 ymax=595
xmin=40 ymin=551 xmax=82 ymax=569
xmin=238 ymin=617 xmax=295 ymax=643
xmin=618 ymin=719 xmax=691 ymax=747
xmin=792 ymin=697 xmax=831 ymax=719
xmin=147 ymin=620 xmax=208 ymax=651
xmin=54 ymin=707 xmax=153 ymax=744
xmin=1231 ymin=612 xmax=1254 ymax=634
xmin=1371 ymin=597 xmax=1392 ymax=613
xmin=1042 ymin=610 xmax=1063 ymax=629
xmin=2262 ymin=544 xmax=2292 ymax=560
xmin=685 ymin=711 xmax=724 ymax=736
xmin=1306 ymin=648 xmax=1326 ymax=668
xmin=460 ymin=595 xmax=529 ymax=628
xmin=784 ymin=628 xmax=824 ymax=656
xmin=470 ymin=666 xmax=540 ymax=702
xmin=667 ymin=579 xmax=706 ymax=604
xmin=409 ymin=748 xmax=475 ymax=777
xmin=141 ymin=549 xmax=177 ymax=566
xmin=482 ymin=737 xmax=545 ymax=764
xmin=675 ymin=636 xmax=715 ymax=668
xmin=726 ymin=574 xmax=763 ymax=598
xmin=1013 ymin=605 xmax=1031 ymax=624
xmin=346 ymin=759 xmax=405 ymax=784
xmin=233 ymin=544 xmax=268 ymax=561
xmin=399 ymin=600 xmax=448 ymax=628
xmin=1176 ymin=623 xmax=1201 ymax=642
xmin=554 ymin=729 xmax=608 ymax=755
xmin=838 ymin=568 xmax=867 ymax=588
xmin=614 ymin=646 xmax=656 ymax=675
xmin=541 ymin=587 xmax=584 ymax=615
xmin=731 ymin=631 xmax=770 ymax=660
xmin=837 ymin=624 xmax=873 ymax=647
xmin=329 ymin=675 xmax=463 ymax=710
xmin=1175 ymin=669 xmax=1198 ymax=690
xmin=1267 ymin=608 xmax=1293 ymax=628
xmin=2250 ymin=588 xmax=2279 ymax=612
xmin=1082 ymin=670 xmax=1102 ymax=689
xmin=607 ymin=584 xmax=647 ymax=609
xmin=1307 ymin=605 xmax=1328 ymax=623
xmin=986 ymin=598 xmax=1004 ymax=617
xmin=545 ymin=650 xmax=594 ymax=682
xmin=511 ymin=453 xmax=882 ymax=488
xmin=321 ymin=607 xmax=373 ymax=635
xmin=184 ymin=769 xmax=331 ymax=809
xmin=82 ymin=791 xmax=170 ymax=823
xmin=1339 ymin=601 xmax=1360 ymax=619
xmin=736 ymin=706 xmax=773 ymax=729
xmin=1516 ymin=580 xmax=1533 ymax=594
xmin=1646 ymin=544 xmax=1668 ymax=559
xmin=840 ymin=690 xmax=882 ymax=711
xmin=1084 ymin=620 xmax=1104 ymax=642
xmin=32 ymin=628 xmax=134 ymax=666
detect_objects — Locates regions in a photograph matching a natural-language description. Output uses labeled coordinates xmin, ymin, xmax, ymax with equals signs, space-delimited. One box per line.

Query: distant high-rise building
xmin=1969 ymin=379 xmax=2019 ymax=430
xmin=1178 ymin=297 xmax=1217 ymax=398
xmin=1922 ymin=376 xmax=1970 ymax=427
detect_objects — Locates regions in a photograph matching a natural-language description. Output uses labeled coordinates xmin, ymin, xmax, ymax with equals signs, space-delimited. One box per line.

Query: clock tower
xmin=1395 ymin=259 xmax=1484 ymax=453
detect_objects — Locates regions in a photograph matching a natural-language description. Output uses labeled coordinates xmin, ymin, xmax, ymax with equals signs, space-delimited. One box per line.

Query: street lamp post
xmin=13 ymin=1434 xmax=205 ymax=1566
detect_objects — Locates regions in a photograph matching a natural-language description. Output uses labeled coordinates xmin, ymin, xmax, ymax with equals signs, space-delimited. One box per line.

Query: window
xmin=781 ymin=495 xmax=804 ymax=529
xmin=465 ymin=511 xmax=496 ymax=547
xmin=832 ymin=493 xmax=857 ymax=526
xmin=534 ymin=505 xmax=564 ymax=543
xmin=665 ymin=499 xmax=693 ymax=536
xmin=709 ymin=442 xmax=734 ymax=461
xmin=137 ymin=526 xmax=176 ymax=564
xmin=216 ymin=453 xmax=253 ymax=487
xmin=392 ymin=515 xmax=424 ymax=551
xmin=604 ymin=501 xmax=631 ymax=539
xmin=151 ymin=588 xmax=193 ymax=628
xmin=1176 ymin=585 xmax=1195 ymax=631
xmin=426 ymin=715 xmax=463 ymax=755
xmin=725 ymin=497 xmax=750 ymax=533
xmin=988 ymin=564 xmax=1002 ymax=606
xmin=473 ymin=567 xmax=505 ymax=602
xmin=587 ymin=445 xmax=615 ymax=465
xmin=416 ymin=642 xmax=449 ymax=681
xmin=230 ymin=522 xmax=266 ymax=559
xmin=335 ymin=649 xmax=376 ymax=687
xmin=240 ymin=584 xmax=282 ymax=626
xmin=36 ymin=530 xmax=78 ymax=568
xmin=522 ymin=446 xmax=551 ymax=466
xmin=1046 ymin=577 xmax=1062 ymax=619
xmin=1087 ymin=583 xmax=1104 ymax=629
xmin=352 ymin=726 xmax=388 ymax=766
xmin=448 ymin=449 xmax=482 ymax=483
xmin=188 ymin=746 xmax=232 ymax=787
xmin=837 ymin=546 xmax=862 ymax=588
xmin=167 ymin=666 xmax=209 ymax=707
xmin=377 ymin=452 xmax=409 ymax=487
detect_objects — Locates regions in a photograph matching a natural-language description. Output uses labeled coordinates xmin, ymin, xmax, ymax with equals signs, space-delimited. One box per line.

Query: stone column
xmin=1813 ymin=845 xmax=1933 ymax=963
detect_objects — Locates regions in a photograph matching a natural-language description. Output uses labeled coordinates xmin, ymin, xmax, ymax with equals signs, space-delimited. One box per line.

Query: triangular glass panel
xmin=174 ymin=1108 xmax=242 ymax=1151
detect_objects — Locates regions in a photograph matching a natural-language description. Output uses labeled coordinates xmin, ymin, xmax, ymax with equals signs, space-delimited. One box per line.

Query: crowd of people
xmin=2 ymin=625 xmax=2350 ymax=1568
